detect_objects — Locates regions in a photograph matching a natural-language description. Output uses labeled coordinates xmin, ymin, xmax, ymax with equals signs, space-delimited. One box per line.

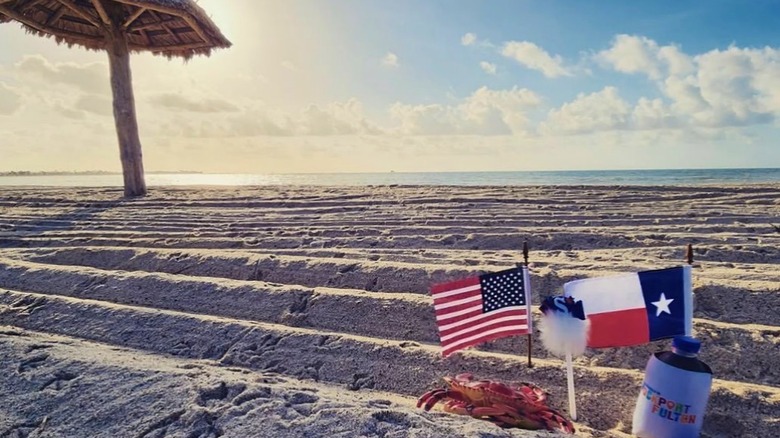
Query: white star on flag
xmin=651 ymin=293 xmax=674 ymax=317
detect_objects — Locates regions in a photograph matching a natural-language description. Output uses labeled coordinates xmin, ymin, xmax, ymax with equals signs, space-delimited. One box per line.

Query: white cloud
xmin=389 ymin=104 xmax=455 ymax=135
xmin=223 ymin=109 xmax=293 ymax=137
xmin=596 ymin=35 xmax=665 ymax=79
xmin=149 ymin=93 xmax=240 ymax=113
xmin=541 ymin=86 xmax=630 ymax=135
xmin=298 ymin=99 xmax=383 ymax=136
xmin=464 ymin=86 xmax=541 ymax=134
xmin=501 ymin=41 xmax=572 ymax=78
xmin=662 ymin=75 xmax=708 ymax=116
xmin=14 ymin=54 xmax=109 ymax=95
xmin=597 ymin=35 xmax=780 ymax=129
xmin=0 ymin=82 xmax=21 ymax=115
xmin=658 ymin=45 xmax=695 ymax=77
xmin=391 ymin=86 xmax=541 ymax=136
xmin=631 ymin=97 xmax=678 ymax=130
xmin=382 ymin=52 xmax=399 ymax=68
xmin=689 ymin=46 xmax=778 ymax=126
xmin=53 ymin=102 xmax=87 ymax=120
xmin=597 ymin=35 xmax=695 ymax=81
xmin=480 ymin=61 xmax=497 ymax=75
xmin=151 ymin=99 xmax=382 ymax=138
xmin=154 ymin=108 xmax=291 ymax=138
xmin=281 ymin=60 xmax=298 ymax=71
xmin=461 ymin=33 xmax=477 ymax=46
xmin=75 ymin=94 xmax=112 ymax=116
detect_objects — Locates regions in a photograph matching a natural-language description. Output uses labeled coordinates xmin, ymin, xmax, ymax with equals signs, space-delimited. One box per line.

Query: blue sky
xmin=1 ymin=0 xmax=780 ymax=173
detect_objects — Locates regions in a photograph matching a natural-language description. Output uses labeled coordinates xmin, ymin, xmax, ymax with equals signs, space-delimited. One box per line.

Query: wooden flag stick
xmin=523 ymin=240 xmax=529 ymax=265
xmin=523 ymin=240 xmax=533 ymax=368
xmin=565 ymin=352 xmax=578 ymax=421
xmin=685 ymin=243 xmax=694 ymax=336
xmin=686 ymin=243 xmax=694 ymax=265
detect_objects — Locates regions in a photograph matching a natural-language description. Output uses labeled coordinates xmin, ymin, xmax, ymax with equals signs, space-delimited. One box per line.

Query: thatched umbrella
xmin=0 ymin=0 xmax=231 ymax=196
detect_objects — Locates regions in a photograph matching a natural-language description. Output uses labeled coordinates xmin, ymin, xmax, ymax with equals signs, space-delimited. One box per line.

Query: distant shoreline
xmin=1 ymin=168 xmax=779 ymax=187
xmin=2 ymin=168 xmax=778 ymax=178
xmin=0 ymin=171 xmax=202 ymax=177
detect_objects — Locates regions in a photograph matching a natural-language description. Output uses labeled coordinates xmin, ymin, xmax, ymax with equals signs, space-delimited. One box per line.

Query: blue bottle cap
xmin=673 ymin=335 xmax=701 ymax=354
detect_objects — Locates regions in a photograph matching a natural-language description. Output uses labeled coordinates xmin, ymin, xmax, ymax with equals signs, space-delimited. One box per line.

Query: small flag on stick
xmin=563 ymin=266 xmax=693 ymax=348
xmin=431 ymin=267 xmax=532 ymax=357
xmin=539 ymin=295 xmax=589 ymax=422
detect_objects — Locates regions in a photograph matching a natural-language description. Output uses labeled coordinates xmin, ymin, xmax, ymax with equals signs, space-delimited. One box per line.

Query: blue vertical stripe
xmin=638 ymin=267 xmax=688 ymax=341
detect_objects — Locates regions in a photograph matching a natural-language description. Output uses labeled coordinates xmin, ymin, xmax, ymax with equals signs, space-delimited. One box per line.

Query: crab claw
xmin=453 ymin=372 xmax=474 ymax=382
xmin=417 ymin=389 xmax=446 ymax=410
xmin=515 ymin=382 xmax=548 ymax=404
xmin=539 ymin=409 xmax=576 ymax=433
xmin=418 ymin=388 xmax=471 ymax=411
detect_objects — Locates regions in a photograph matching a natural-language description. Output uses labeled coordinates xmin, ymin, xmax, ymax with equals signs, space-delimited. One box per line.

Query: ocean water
xmin=1 ymin=168 xmax=779 ymax=187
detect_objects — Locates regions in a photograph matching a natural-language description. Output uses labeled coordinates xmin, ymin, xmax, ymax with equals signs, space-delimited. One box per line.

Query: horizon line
xmin=2 ymin=167 xmax=780 ymax=176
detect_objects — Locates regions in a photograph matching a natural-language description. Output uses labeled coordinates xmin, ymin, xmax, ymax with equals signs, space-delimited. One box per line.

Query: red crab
xmin=417 ymin=373 xmax=575 ymax=433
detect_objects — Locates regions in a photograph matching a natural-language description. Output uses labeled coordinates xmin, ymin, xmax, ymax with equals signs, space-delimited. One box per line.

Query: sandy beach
xmin=0 ymin=184 xmax=778 ymax=437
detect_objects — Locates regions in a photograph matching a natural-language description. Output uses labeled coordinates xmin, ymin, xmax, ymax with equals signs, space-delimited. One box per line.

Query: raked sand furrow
xmin=33 ymin=204 xmax=778 ymax=217
xmin=0 ymin=215 xmax=713 ymax=229
xmin=4 ymin=232 xmax=778 ymax=258
xmin=6 ymin=205 xmax=773 ymax=222
xmin=5 ymin=246 xmax=780 ymax=295
xmin=2 ymin=192 xmax=780 ymax=218
xmin=1 ymin=289 xmax=778 ymax=437
xmin=3 ymin=216 xmax=776 ymax=242
xmin=1 ymin=184 xmax=777 ymax=205
xmin=249 ymin=246 xmax=780 ymax=278
xmin=0 ymin=259 xmax=778 ymax=387
xmin=0 ymin=327 xmax=547 ymax=438
xmin=2 ymin=188 xmax=775 ymax=211
xmin=0 ymin=249 xmax=467 ymax=294
xmin=4 ymin=221 xmax=778 ymax=242
xmin=0 ymin=258 xmax=444 ymax=344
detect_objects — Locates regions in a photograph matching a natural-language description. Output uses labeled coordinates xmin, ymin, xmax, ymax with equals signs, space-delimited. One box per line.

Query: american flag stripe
xmin=441 ymin=326 xmax=528 ymax=356
xmin=439 ymin=312 xmax=528 ymax=341
xmin=433 ymin=294 xmax=482 ymax=310
xmin=434 ymin=306 xmax=483 ymax=322
xmin=431 ymin=283 xmax=481 ymax=299
xmin=442 ymin=323 xmax=529 ymax=348
xmin=438 ymin=307 xmax=527 ymax=333
xmin=430 ymin=266 xmax=531 ymax=357
xmin=434 ymin=301 xmax=482 ymax=317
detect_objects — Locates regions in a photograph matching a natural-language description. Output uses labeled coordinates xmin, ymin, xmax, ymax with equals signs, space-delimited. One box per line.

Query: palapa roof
xmin=0 ymin=0 xmax=231 ymax=59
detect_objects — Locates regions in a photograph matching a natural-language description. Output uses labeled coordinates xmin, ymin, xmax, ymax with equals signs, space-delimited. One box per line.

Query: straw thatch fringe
xmin=0 ymin=0 xmax=230 ymax=59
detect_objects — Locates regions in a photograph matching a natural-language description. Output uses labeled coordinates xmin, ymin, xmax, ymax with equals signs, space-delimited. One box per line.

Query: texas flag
xmin=563 ymin=266 xmax=693 ymax=348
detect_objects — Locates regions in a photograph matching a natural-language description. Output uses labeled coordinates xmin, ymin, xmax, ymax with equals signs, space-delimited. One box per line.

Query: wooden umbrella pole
xmin=105 ymin=2 xmax=146 ymax=197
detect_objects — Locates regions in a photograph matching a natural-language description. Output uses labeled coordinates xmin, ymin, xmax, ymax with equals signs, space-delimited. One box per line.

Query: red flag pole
xmin=523 ymin=240 xmax=533 ymax=368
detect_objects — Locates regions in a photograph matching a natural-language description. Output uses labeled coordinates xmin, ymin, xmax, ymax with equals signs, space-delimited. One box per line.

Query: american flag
xmin=431 ymin=266 xmax=531 ymax=357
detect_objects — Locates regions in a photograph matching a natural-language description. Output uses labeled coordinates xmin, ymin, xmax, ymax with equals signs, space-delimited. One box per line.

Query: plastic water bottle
xmin=631 ymin=336 xmax=713 ymax=438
